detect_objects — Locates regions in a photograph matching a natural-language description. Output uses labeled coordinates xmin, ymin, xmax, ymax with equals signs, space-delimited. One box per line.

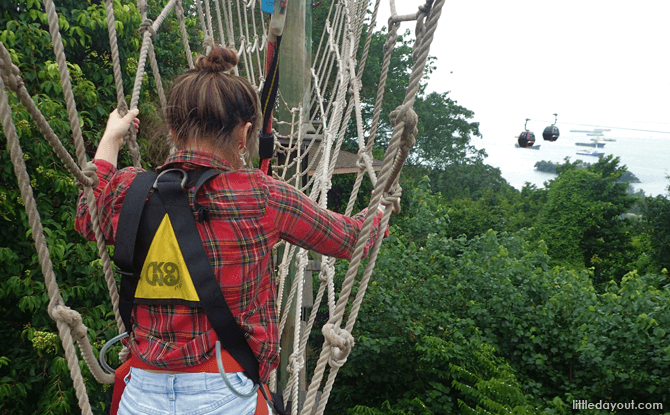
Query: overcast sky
xmin=375 ymin=1 xmax=670 ymax=142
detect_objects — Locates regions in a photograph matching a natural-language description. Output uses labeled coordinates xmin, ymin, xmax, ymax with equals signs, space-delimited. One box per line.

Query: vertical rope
xmin=195 ymin=0 xmax=210 ymax=49
xmin=104 ymin=0 xmax=129 ymax=114
xmin=176 ymin=0 xmax=195 ymax=69
xmin=0 ymin=76 xmax=95 ymax=415
xmin=204 ymin=0 xmax=215 ymax=42
xmin=148 ymin=42 xmax=168 ymax=117
xmin=214 ymin=0 xmax=227 ymax=46
xmin=43 ymin=0 xmax=127 ymax=364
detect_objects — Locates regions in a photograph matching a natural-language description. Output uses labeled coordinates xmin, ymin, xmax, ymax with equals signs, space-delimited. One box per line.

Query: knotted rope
xmin=321 ymin=323 xmax=355 ymax=368
xmin=0 ymin=74 xmax=97 ymax=415
xmin=300 ymin=1 xmax=444 ymax=414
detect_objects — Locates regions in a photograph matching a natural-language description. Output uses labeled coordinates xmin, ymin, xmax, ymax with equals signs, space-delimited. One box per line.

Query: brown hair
xmin=165 ymin=46 xmax=261 ymax=164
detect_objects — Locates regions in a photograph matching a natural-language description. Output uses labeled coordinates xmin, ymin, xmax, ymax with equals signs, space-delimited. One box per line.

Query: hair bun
xmin=195 ymin=46 xmax=238 ymax=73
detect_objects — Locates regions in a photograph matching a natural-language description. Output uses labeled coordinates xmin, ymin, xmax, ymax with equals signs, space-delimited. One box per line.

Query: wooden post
xmin=276 ymin=0 xmax=312 ymax=406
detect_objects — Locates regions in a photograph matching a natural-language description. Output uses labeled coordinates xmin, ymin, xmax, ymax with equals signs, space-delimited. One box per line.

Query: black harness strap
xmin=115 ymin=171 xmax=158 ymax=334
xmin=114 ymin=169 xmax=260 ymax=385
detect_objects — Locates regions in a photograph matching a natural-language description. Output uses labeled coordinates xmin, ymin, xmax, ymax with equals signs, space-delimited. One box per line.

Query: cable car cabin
xmin=517 ymin=131 xmax=536 ymax=147
xmin=542 ymin=125 xmax=560 ymax=141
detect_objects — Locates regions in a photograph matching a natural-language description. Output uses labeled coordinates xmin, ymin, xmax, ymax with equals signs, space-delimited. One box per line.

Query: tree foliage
xmin=410 ymin=92 xmax=484 ymax=168
xmin=534 ymin=159 xmax=640 ymax=183
xmin=640 ymin=195 xmax=670 ymax=272
xmin=0 ymin=1 xmax=199 ymax=413
xmin=534 ymin=155 xmax=636 ymax=284
xmin=325 ymin=180 xmax=670 ymax=415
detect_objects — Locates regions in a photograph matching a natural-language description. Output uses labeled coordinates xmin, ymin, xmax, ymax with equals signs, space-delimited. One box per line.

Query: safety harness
xmin=111 ymin=168 xmax=285 ymax=415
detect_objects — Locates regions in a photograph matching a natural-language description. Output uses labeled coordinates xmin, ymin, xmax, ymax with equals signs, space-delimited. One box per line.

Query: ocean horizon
xmin=476 ymin=132 xmax=670 ymax=197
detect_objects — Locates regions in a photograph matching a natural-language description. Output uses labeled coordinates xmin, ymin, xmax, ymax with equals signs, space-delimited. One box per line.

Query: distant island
xmin=534 ymin=160 xmax=641 ymax=183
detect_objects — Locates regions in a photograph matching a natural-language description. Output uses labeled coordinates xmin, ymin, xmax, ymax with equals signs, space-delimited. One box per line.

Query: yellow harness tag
xmin=135 ymin=214 xmax=200 ymax=302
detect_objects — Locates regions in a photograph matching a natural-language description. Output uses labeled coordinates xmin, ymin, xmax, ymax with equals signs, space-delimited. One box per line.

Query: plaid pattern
xmin=75 ymin=150 xmax=386 ymax=382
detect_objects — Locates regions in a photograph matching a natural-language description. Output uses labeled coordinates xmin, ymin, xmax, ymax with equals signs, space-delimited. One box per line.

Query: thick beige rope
xmin=104 ymin=0 xmax=129 ymax=116
xmin=0 ymin=76 xmax=95 ymax=415
xmin=0 ymin=45 xmax=94 ymax=189
xmin=213 ymin=0 xmax=227 ymax=47
xmin=300 ymin=1 xmax=445 ymax=413
xmin=42 ymin=0 xmax=122 ymax=384
xmin=176 ymin=0 xmax=195 ymax=69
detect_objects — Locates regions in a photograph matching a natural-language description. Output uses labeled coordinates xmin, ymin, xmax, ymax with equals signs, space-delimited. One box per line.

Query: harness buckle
xmin=153 ymin=168 xmax=188 ymax=189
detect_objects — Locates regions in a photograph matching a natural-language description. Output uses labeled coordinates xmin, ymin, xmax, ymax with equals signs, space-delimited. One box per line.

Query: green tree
xmin=0 ymin=1 xmax=198 ymax=413
xmin=410 ymin=91 xmax=483 ymax=169
xmin=426 ymin=161 xmax=514 ymax=201
xmin=640 ymin=194 xmax=670 ymax=271
xmin=326 ymin=179 xmax=670 ymax=414
xmin=342 ymin=24 xmax=482 ymax=170
xmin=506 ymin=183 xmax=548 ymax=231
xmin=534 ymin=155 xmax=635 ymax=284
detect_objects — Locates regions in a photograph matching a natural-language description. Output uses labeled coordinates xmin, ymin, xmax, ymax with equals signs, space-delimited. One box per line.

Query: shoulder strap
xmin=114 ymin=172 xmax=158 ymax=272
xmin=114 ymin=171 xmax=158 ymax=333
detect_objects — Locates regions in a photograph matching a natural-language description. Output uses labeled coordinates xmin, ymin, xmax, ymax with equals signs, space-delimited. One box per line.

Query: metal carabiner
xmin=216 ymin=341 xmax=259 ymax=398
xmin=99 ymin=332 xmax=129 ymax=374
xmin=153 ymin=168 xmax=188 ymax=189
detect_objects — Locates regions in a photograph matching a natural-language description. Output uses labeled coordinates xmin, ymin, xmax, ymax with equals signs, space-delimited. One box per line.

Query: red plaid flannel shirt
xmin=75 ymin=150 xmax=386 ymax=382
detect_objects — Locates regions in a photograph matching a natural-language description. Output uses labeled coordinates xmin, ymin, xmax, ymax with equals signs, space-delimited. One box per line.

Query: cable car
xmin=542 ymin=113 xmax=560 ymax=141
xmin=517 ymin=118 xmax=537 ymax=148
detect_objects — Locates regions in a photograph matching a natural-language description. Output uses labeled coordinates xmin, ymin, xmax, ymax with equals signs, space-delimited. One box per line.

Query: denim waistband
xmin=127 ymin=367 xmax=253 ymax=394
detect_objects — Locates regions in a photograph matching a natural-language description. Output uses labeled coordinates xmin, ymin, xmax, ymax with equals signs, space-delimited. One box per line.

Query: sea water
xmin=476 ymin=134 xmax=670 ymax=197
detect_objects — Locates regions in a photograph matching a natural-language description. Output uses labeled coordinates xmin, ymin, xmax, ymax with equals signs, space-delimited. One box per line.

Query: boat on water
xmin=575 ymin=141 xmax=606 ymax=148
xmin=515 ymin=143 xmax=541 ymax=149
xmin=576 ymin=149 xmax=605 ymax=157
xmin=571 ymin=128 xmax=614 ymax=147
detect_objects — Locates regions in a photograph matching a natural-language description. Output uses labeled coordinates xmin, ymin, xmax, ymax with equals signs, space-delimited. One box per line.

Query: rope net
xmin=0 ymin=0 xmax=444 ymax=413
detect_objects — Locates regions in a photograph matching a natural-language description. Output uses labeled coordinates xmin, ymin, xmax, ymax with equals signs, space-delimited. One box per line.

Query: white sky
xmin=375 ymin=1 xmax=670 ymax=142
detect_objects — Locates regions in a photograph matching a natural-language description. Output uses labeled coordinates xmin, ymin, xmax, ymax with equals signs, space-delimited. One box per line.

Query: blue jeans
xmin=118 ymin=367 xmax=268 ymax=415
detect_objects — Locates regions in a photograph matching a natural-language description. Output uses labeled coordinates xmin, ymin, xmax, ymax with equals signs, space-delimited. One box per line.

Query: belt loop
xmin=168 ymin=374 xmax=176 ymax=401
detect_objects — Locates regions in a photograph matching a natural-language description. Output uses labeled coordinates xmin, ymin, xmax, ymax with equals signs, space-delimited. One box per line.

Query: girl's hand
xmin=100 ymin=108 xmax=140 ymax=150
xmin=94 ymin=108 xmax=139 ymax=168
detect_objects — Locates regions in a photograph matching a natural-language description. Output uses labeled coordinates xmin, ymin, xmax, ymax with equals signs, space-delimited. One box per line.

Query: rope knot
xmin=383 ymin=184 xmax=403 ymax=214
xmin=389 ymin=104 xmax=418 ymax=134
xmin=322 ymin=323 xmax=354 ymax=368
xmin=0 ymin=57 xmax=24 ymax=92
xmin=389 ymin=104 xmax=418 ymax=150
xmin=318 ymin=261 xmax=334 ymax=283
xmin=419 ymin=0 xmax=432 ymax=14
xmin=139 ymin=19 xmax=156 ymax=40
xmin=50 ymin=305 xmax=88 ymax=341
xmin=77 ymin=161 xmax=99 ymax=189
xmin=356 ymin=149 xmax=373 ymax=171
xmin=286 ymin=352 xmax=305 ymax=374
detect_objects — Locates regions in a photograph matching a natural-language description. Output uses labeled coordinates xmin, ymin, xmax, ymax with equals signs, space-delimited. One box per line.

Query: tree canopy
xmin=534 ymin=156 xmax=636 ymax=283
